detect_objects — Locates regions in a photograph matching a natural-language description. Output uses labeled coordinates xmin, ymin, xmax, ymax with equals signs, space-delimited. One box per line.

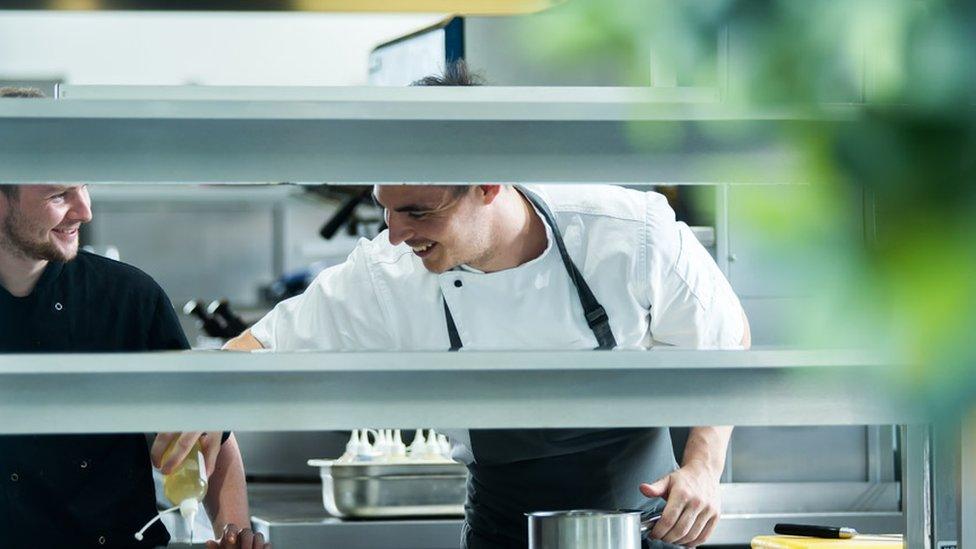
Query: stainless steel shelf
xmin=0 ymin=348 xmax=918 ymax=435
xmin=247 ymin=482 xmax=904 ymax=548
xmin=0 ymin=86 xmax=857 ymax=185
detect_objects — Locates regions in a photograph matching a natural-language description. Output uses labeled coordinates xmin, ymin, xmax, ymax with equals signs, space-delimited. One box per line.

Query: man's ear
xmin=477 ymin=185 xmax=503 ymax=205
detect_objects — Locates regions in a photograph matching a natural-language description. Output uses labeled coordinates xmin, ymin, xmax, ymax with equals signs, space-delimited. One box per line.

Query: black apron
xmin=443 ymin=188 xmax=674 ymax=549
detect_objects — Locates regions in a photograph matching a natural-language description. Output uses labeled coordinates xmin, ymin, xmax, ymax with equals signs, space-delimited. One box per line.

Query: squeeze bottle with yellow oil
xmin=134 ymin=440 xmax=209 ymax=543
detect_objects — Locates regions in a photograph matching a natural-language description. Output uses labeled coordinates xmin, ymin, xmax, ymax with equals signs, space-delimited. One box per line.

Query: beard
xmin=0 ymin=207 xmax=78 ymax=263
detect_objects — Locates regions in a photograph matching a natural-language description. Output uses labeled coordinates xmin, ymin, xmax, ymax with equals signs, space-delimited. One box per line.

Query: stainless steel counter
xmin=247 ymin=482 xmax=904 ymax=548
xmin=249 ymin=483 xmax=463 ymax=549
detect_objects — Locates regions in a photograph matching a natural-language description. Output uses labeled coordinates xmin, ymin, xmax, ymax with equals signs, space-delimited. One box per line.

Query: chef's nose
xmin=68 ymin=186 xmax=93 ymax=223
xmin=386 ymin=212 xmax=415 ymax=246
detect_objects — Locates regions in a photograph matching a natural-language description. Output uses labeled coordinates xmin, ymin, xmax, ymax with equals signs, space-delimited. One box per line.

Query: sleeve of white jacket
xmin=645 ymin=197 xmax=745 ymax=349
xmin=249 ymin=242 xmax=391 ymax=351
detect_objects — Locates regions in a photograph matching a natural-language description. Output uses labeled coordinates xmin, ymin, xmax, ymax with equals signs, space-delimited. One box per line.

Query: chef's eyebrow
xmin=46 ymin=185 xmax=70 ymax=196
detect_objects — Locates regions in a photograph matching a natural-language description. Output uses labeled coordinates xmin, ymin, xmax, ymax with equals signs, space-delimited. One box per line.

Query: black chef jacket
xmin=0 ymin=251 xmax=189 ymax=548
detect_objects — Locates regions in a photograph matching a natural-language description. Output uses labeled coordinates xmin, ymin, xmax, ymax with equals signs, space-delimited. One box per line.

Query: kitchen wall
xmin=0 ymin=10 xmax=443 ymax=86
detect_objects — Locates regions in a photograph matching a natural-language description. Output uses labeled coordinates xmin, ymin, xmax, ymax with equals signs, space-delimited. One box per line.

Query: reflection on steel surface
xmin=308 ymin=459 xmax=467 ymax=518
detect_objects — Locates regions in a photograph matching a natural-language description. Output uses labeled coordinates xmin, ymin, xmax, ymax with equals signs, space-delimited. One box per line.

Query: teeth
xmin=412 ymin=243 xmax=433 ymax=253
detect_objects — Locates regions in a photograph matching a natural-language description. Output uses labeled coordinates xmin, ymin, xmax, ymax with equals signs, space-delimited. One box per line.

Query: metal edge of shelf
xmin=249 ymin=513 xmax=905 ymax=548
xmin=0 ymin=87 xmax=856 ymax=184
xmin=54 ymin=85 xmax=728 ymax=108
xmin=0 ymin=349 xmax=919 ymax=434
xmin=0 ymin=348 xmax=889 ymax=374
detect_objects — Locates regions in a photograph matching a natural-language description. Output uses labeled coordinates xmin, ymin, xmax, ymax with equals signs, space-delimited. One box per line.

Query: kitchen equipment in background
xmin=183 ymin=299 xmax=229 ymax=345
xmin=206 ymin=299 xmax=249 ymax=337
xmin=527 ymin=509 xmax=663 ymax=549
xmin=317 ymin=187 xmax=382 ymax=240
xmin=369 ymin=17 xmax=464 ymax=86
xmin=183 ymin=299 xmax=251 ymax=341
xmin=307 ymin=460 xmax=467 ymax=519
xmin=263 ymin=264 xmax=325 ymax=303
xmin=307 ymin=428 xmax=466 ymax=518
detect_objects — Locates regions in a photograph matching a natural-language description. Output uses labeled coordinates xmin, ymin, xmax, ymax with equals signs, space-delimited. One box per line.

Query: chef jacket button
xmin=54 ymin=302 xmax=63 ymax=311
xmin=454 ymin=280 xmax=462 ymax=288
xmin=97 ymin=535 xmax=106 ymax=545
xmin=80 ymin=460 xmax=89 ymax=469
xmin=10 ymin=473 xmax=19 ymax=482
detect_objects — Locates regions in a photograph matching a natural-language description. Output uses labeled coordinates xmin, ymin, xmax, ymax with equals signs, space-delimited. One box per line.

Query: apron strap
xmin=518 ymin=187 xmax=617 ymax=350
xmin=444 ymin=297 xmax=463 ymax=352
xmin=443 ymin=186 xmax=617 ymax=351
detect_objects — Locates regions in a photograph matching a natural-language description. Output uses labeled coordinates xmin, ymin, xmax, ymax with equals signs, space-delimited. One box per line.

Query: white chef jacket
xmin=251 ymin=184 xmax=744 ymax=352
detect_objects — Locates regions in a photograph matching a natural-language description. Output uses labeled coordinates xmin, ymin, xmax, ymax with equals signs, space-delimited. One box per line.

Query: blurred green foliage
xmin=522 ymin=0 xmax=976 ymax=418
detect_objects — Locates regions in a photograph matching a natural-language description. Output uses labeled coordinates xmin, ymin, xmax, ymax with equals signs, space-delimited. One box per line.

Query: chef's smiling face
xmin=0 ymin=184 xmax=92 ymax=263
xmin=375 ymin=185 xmax=495 ymax=274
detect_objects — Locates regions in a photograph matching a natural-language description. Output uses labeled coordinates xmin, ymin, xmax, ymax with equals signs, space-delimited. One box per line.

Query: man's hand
xmin=151 ymin=431 xmax=224 ymax=476
xmin=205 ymin=524 xmax=270 ymax=549
xmin=640 ymin=459 xmax=721 ymax=547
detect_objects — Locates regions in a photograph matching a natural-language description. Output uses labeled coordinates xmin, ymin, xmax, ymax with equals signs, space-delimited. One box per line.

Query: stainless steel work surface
xmin=247 ymin=483 xmax=904 ymax=548
xmin=249 ymin=484 xmax=462 ymax=549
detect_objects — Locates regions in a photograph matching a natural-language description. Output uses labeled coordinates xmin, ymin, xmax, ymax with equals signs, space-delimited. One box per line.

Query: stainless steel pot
xmin=527 ymin=509 xmax=662 ymax=549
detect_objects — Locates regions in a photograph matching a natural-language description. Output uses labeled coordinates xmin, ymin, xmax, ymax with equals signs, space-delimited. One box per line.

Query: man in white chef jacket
xmin=226 ymin=67 xmax=750 ymax=549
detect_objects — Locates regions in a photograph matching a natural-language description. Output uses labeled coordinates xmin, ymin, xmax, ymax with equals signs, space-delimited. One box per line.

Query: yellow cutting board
xmin=751 ymin=535 xmax=903 ymax=548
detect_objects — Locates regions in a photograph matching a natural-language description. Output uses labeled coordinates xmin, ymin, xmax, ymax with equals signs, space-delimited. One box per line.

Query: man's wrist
xmin=682 ymin=457 xmax=723 ymax=483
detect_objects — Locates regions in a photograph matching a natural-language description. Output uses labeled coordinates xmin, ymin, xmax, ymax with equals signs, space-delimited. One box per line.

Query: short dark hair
xmin=414 ymin=62 xmax=483 ymax=196
xmin=1 ymin=87 xmax=45 ymax=199
xmin=411 ymin=60 xmax=484 ymax=88
xmin=0 ymin=86 xmax=45 ymax=98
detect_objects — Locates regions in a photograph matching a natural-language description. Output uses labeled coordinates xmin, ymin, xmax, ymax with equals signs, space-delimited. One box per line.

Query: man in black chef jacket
xmin=0 ymin=88 xmax=266 ymax=548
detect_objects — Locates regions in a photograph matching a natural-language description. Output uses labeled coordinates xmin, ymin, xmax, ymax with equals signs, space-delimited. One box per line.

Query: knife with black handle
xmin=774 ymin=523 xmax=858 ymax=539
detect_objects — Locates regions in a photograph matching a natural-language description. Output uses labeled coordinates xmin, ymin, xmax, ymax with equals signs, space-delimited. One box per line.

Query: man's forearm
xmin=204 ymin=434 xmax=250 ymax=534
xmin=682 ymin=426 xmax=733 ymax=479
xmin=223 ymin=329 xmax=264 ymax=351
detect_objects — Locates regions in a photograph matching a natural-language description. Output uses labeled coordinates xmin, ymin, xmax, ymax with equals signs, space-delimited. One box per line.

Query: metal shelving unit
xmin=0 ymin=349 xmax=910 ymax=433
xmin=0 ymin=85 xmax=856 ymax=185
xmin=1 ymin=86 xmax=966 ymax=547
xmin=0 ymin=348 xmax=935 ymax=546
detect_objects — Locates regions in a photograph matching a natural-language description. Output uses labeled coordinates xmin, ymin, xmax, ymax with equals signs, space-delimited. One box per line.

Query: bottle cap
xmin=179 ymin=498 xmax=199 ymax=518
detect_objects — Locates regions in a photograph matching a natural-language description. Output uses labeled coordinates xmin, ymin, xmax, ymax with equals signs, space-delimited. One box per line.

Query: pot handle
xmin=639 ymin=511 xmax=663 ymax=534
